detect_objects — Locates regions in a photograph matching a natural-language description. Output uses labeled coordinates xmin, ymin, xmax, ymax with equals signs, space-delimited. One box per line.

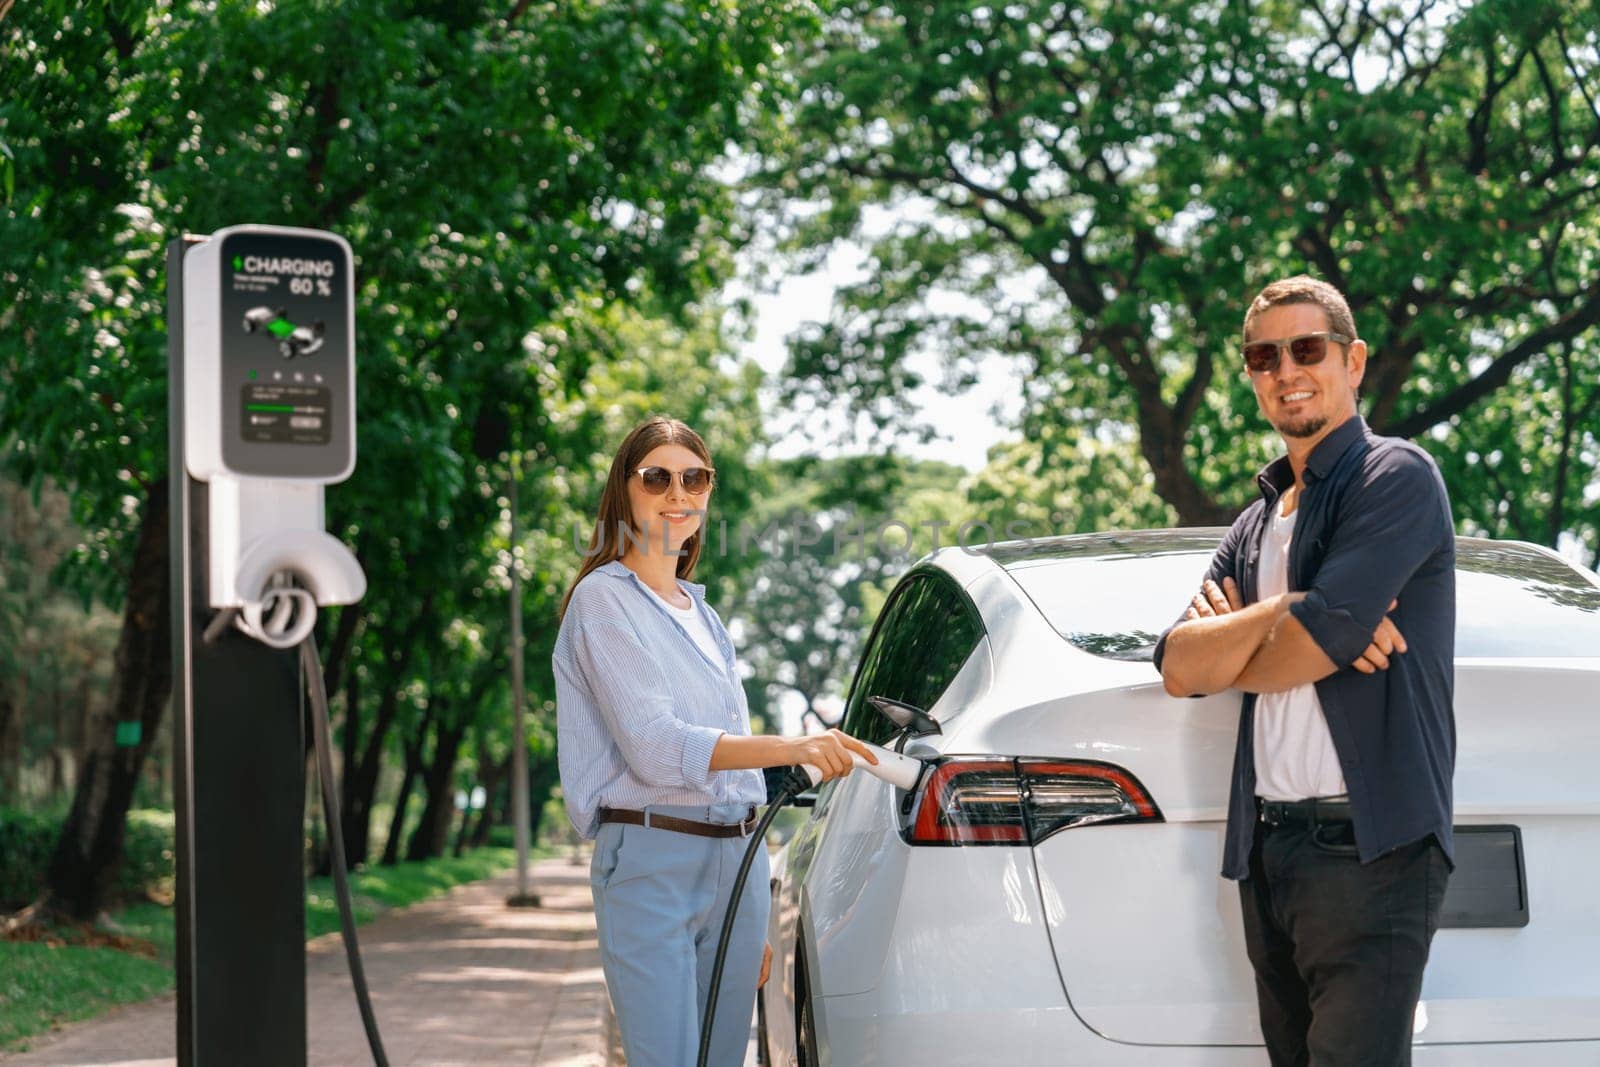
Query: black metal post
xmin=169 ymin=237 xmax=309 ymax=1066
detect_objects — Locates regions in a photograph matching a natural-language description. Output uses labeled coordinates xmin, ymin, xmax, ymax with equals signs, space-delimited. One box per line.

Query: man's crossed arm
xmin=1160 ymin=576 xmax=1406 ymax=698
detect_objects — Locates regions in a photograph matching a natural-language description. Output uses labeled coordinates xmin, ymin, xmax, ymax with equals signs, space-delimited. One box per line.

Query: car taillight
xmin=904 ymin=756 xmax=1162 ymax=846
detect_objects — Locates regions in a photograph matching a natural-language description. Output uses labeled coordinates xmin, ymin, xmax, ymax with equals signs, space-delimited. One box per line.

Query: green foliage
xmin=117 ymin=810 xmax=174 ymax=900
xmin=0 ymin=0 xmax=803 ymax=897
xmin=728 ymin=453 xmax=987 ymax=725
xmin=0 ymin=808 xmax=58 ymax=907
xmin=0 ymin=0 xmax=802 ymax=589
xmin=0 ymin=476 xmax=125 ymax=809
xmin=0 ymin=808 xmax=174 ymax=908
xmin=755 ymin=0 xmax=1600 ymax=557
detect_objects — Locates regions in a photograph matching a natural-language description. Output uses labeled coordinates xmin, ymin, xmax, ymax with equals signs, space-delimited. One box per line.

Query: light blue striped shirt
xmin=554 ymin=559 xmax=766 ymax=838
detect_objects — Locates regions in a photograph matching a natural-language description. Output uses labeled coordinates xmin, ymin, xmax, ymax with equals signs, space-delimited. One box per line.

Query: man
xmin=1155 ymin=275 xmax=1456 ymax=1067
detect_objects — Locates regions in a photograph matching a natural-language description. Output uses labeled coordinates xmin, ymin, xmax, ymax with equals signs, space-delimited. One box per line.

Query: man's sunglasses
xmin=632 ymin=465 xmax=716 ymax=495
xmin=1241 ymin=332 xmax=1352 ymax=375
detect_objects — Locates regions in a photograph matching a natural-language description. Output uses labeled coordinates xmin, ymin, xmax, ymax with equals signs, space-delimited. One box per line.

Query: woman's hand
xmin=786 ymin=729 xmax=879 ymax=781
xmin=758 ymin=942 xmax=772 ymax=988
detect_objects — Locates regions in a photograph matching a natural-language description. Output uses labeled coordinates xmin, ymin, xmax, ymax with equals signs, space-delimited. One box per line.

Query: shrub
xmin=0 ymin=808 xmax=175 ymax=909
xmin=118 ymin=810 xmax=175 ymax=899
xmin=0 ymin=808 xmax=58 ymax=908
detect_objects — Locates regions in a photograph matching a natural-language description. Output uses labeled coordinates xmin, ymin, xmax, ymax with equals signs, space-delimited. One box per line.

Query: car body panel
xmin=760 ymin=531 xmax=1600 ymax=1065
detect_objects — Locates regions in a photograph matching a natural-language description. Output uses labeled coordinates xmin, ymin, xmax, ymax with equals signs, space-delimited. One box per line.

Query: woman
xmin=554 ymin=415 xmax=874 ymax=1066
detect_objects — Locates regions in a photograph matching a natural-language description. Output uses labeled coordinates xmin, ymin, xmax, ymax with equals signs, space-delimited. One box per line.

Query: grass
xmin=0 ymin=942 xmax=172 ymax=1050
xmin=0 ymin=844 xmax=553 ymax=1054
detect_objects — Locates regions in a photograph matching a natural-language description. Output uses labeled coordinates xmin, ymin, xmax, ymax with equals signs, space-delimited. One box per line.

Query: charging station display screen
xmin=242 ymin=384 xmax=333 ymax=445
xmin=217 ymin=230 xmax=352 ymax=478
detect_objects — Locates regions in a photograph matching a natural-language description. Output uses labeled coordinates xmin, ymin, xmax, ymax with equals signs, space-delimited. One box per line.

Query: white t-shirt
xmin=1253 ymin=503 xmax=1348 ymax=802
xmin=643 ymin=583 xmax=725 ymax=668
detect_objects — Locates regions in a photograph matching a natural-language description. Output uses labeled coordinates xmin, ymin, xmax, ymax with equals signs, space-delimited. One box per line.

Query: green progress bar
xmin=247 ymin=404 xmax=296 ymax=413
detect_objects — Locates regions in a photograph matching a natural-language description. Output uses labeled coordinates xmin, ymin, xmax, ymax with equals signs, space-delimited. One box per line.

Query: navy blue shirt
xmin=1154 ymin=416 xmax=1457 ymax=880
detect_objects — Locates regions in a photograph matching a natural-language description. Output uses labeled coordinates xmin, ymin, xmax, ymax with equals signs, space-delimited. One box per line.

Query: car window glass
xmin=841 ymin=574 xmax=983 ymax=745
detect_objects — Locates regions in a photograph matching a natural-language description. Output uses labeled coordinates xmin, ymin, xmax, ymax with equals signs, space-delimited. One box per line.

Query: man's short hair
xmin=1243 ymin=275 xmax=1357 ymax=341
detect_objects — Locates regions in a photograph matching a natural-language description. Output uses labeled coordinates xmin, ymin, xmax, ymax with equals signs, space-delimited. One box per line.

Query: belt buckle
xmin=740 ymin=805 xmax=757 ymax=837
xmin=1259 ymin=800 xmax=1291 ymax=828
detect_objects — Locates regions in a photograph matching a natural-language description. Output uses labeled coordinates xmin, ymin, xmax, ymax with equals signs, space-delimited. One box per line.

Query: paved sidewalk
xmin=3 ymin=857 xmax=609 ymax=1067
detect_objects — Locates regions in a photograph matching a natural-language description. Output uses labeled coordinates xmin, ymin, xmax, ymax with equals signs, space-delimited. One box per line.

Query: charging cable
xmin=200 ymin=576 xmax=319 ymax=649
xmin=301 ymin=634 xmax=391 ymax=1067
xmin=697 ymin=746 xmax=927 ymax=1067
xmin=697 ymin=767 xmax=811 ymax=1067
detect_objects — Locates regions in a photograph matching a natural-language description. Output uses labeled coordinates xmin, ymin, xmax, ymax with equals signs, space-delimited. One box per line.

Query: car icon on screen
xmin=242 ymin=306 xmax=289 ymax=334
xmin=280 ymin=321 xmax=325 ymax=359
xmin=241 ymin=306 xmax=325 ymax=359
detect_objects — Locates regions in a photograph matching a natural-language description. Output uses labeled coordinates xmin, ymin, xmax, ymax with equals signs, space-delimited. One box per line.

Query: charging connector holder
xmin=210 ymin=477 xmax=365 ymax=648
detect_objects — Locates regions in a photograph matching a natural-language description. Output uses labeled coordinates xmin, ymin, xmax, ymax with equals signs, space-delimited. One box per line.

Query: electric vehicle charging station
xmin=167 ymin=224 xmax=370 ymax=1066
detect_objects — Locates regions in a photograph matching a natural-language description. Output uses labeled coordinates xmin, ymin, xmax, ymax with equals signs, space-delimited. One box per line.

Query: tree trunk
xmin=39 ymin=481 xmax=171 ymax=922
xmin=339 ymin=594 xmax=432 ymax=868
xmin=0 ymin=692 xmax=17 ymax=806
xmin=380 ymin=728 xmax=427 ymax=866
xmin=337 ymin=658 xmax=361 ymax=837
xmin=310 ymin=665 xmax=363 ymax=877
xmin=381 ymin=762 xmax=419 ymax=867
xmin=405 ymin=712 xmax=468 ymax=862
xmin=342 ymin=678 xmax=409 ymax=867
xmin=467 ymin=753 xmax=511 ymax=848
xmin=319 ymin=599 xmax=363 ymax=710
xmin=451 ymin=793 xmax=473 ymax=857
xmin=526 ymin=753 xmax=561 ymax=849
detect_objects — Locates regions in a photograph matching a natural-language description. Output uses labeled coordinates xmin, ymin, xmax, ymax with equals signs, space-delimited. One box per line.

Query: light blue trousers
xmin=591 ymin=803 xmax=772 ymax=1067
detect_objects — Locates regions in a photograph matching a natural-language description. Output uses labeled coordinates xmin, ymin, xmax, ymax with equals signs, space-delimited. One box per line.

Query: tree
xmin=729 ymin=454 xmax=988 ymax=728
xmin=0 ymin=477 xmax=122 ymax=807
xmin=757 ymin=0 xmax=1600 ymax=558
xmin=1 ymin=0 xmax=809 ymax=919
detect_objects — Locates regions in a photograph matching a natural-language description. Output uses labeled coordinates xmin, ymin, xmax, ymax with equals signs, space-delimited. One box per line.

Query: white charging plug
xmin=800 ymin=742 xmax=927 ymax=791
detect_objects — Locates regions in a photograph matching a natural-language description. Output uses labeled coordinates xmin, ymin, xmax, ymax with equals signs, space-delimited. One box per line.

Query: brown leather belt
xmin=599 ymin=806 xmax=758 ymax=838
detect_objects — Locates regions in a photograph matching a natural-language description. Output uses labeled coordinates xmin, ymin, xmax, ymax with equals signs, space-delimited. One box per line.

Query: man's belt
xmin=598 ymin=806 xmax=758 ymax=838
xmin=1257 ymin=797 xmax=1354 ymax=828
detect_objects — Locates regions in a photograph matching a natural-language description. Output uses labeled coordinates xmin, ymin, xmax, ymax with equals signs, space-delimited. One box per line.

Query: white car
xmin=759 ymin=530 xmax=1600 ymax=1065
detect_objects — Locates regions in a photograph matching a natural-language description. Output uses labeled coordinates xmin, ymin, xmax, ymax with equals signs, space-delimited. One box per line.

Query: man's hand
xmin=758 ymin=941 xmax=772 ymax=988
xmin=1162 ymin=581 xmax=1302 ymax=697
xmin=1185 ymin=577 xmax=1243 ymax=619
xmin=1352 ymin=600 xmax=1406 ymax=674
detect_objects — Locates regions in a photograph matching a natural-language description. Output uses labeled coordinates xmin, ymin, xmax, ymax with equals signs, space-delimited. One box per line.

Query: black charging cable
xmin=696 ymin=767 xmax=813 ymax=1067
xmin=301 ymin=635 xmax=391 ymax=1067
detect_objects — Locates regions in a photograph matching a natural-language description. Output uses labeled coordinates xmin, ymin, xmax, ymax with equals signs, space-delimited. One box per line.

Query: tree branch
xmin=1465 ymin=38 xmax=1532 ymax=174
xmin=1383 ymin=284 xmax=1600 ymax=438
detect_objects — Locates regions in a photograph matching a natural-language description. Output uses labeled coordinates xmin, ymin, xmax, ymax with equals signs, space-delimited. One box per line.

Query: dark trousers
xmin=1239 ymin=819 xmax=1450 ymax=1067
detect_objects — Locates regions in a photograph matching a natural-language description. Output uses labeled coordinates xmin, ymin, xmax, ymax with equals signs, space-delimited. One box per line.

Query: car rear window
xmin=1005 ymin=542 xmax=1600 ymax=661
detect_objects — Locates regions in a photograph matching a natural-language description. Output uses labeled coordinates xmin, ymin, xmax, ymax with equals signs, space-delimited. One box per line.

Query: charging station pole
xmin=168 ymin=225 xmax=362 ymax=1066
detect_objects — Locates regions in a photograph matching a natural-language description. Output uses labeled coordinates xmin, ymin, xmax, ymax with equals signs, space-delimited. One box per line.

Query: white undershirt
xmin=1253 ymin=503 xmax=1348 ymax=802
xmin=643 ymin=583 xmax=725 ymax=669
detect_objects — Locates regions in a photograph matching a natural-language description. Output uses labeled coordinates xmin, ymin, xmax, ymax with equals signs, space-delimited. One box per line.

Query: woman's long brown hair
xmin=558 ymin=416 xmax=713 ymax=621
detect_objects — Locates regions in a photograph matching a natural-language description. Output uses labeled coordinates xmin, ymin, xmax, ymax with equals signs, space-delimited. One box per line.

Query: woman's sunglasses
xmin=632 ymin=465 xmax=716 ymax=495
xmin=1241 ymin=331 xmax=1352 ymax=375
